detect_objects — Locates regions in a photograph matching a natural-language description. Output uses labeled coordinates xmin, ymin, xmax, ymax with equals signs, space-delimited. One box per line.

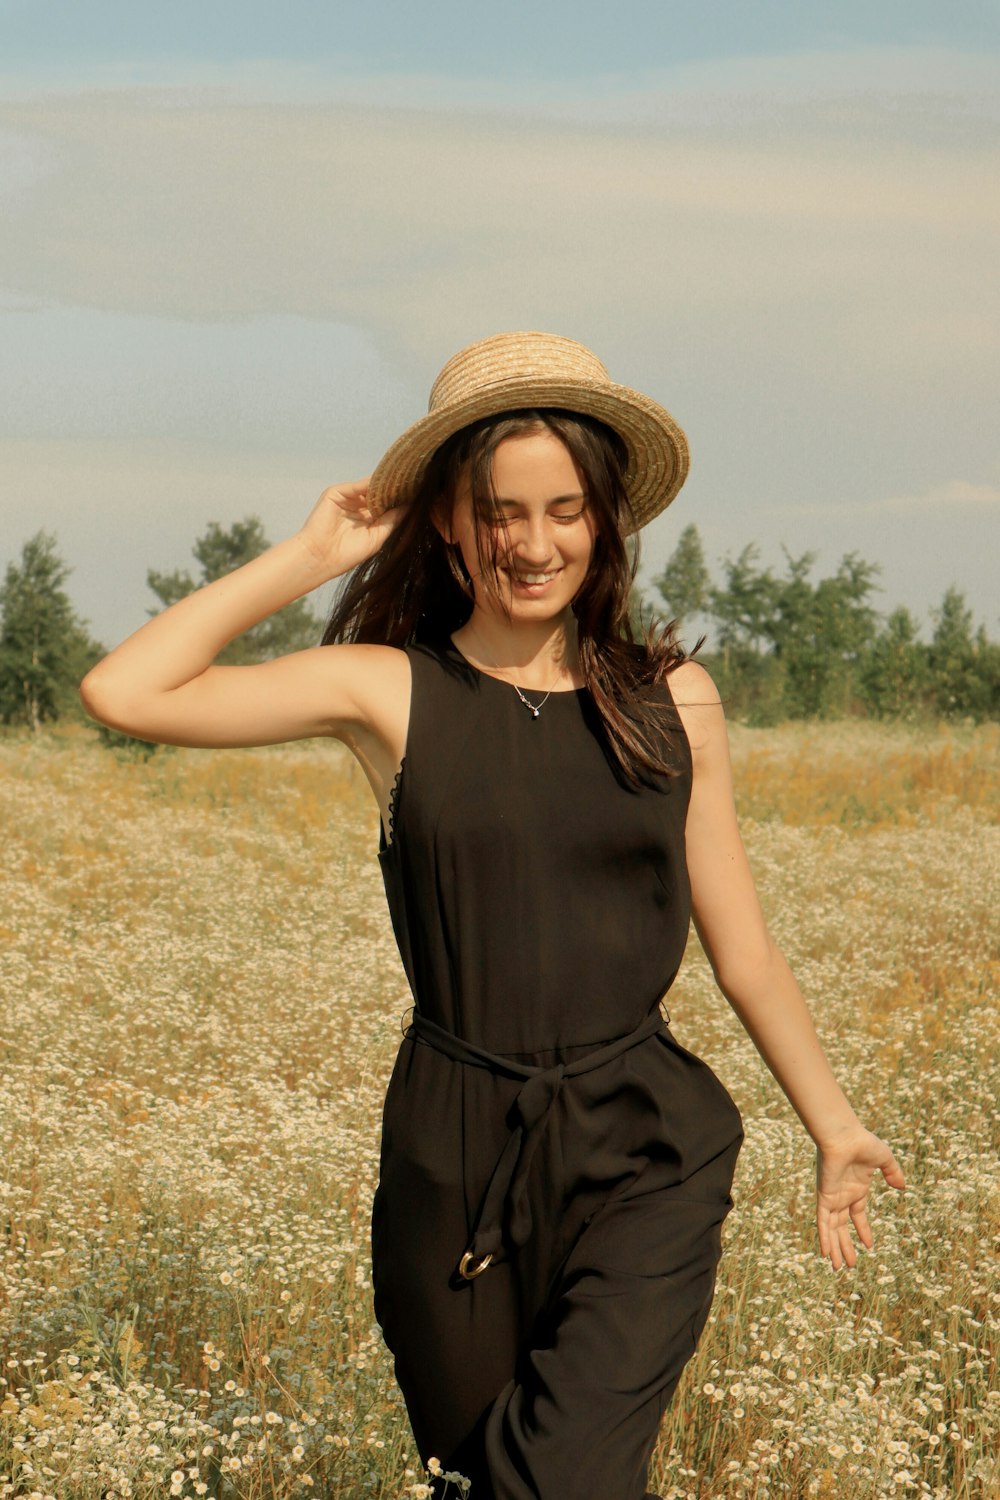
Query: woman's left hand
xmin=815 ymin=1127 xmax=906 ymax=1269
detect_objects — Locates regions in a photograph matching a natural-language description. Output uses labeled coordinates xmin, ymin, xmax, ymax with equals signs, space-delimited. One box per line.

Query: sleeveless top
xmin=372 ymin=637 xmax=745 ymax=1283
xmin=378 ymin=637 xmax=692 ymax=1054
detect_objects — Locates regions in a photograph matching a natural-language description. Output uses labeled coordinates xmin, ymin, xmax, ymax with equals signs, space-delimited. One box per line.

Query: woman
xmin=81 ymin=332 xmax=905 ymax=1500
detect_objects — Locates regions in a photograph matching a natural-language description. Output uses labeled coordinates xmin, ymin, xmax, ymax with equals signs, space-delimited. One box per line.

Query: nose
xmin=512 ymin=513 xmax=556 ymax=566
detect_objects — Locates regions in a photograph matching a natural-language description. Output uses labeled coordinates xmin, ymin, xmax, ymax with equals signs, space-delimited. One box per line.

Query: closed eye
xmin=493 ymin=505 xmax=588 ymax=525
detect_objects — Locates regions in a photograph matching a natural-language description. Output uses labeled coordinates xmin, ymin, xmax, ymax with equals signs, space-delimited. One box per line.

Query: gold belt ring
xmin=458 ymin=1250 xmax=493 ymax=1280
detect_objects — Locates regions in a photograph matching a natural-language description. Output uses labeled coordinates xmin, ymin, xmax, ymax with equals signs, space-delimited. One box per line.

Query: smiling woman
xmin=80 ymin=330 xmax=904 ymax=1500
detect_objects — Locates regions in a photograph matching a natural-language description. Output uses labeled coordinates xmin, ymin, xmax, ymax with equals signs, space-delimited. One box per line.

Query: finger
xmin=335 ymin=475 xmax=373 ymax=497
xmin=377 ymin=501 xmax=407 ymax=533
xmin=881 ymin=1153 xmax=906 ymax=1192
xmin=832 ymin=1208 xmax=851 ymax=1269
xmin=816 ymin=1200 xmax=833 ymax=1262
xmin=820 ymin=1207 xmax=843 ymax=1270
xmin=838 ymin=1218 xmax=858 ymax=1269
xmin=325 ymin=479 xmax=373 ymax=511
xmin=850 ymin=1199 xmax=874 ymax=1251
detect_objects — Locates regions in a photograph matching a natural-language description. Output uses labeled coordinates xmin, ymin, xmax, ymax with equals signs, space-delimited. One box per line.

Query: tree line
xmin=1 ymin=520 xmax=996 ymax=734
xmin=650 ymin=524 xmax=998 ymax=723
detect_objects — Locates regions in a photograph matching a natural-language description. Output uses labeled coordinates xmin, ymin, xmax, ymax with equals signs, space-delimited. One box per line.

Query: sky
xmin=2 ymin=0 xmax=999 ymax=648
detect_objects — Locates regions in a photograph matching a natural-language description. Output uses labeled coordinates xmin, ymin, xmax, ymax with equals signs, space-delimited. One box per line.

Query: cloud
xmin=874 ymin=479 xmax=1000 ymax=513
xmin=761 ymin=479 xmax=1000 ymax=520
xmin=0 ymin=83 xmax=997 ymax=374
xmin=2 ymin=43 xmax=998 ymax=125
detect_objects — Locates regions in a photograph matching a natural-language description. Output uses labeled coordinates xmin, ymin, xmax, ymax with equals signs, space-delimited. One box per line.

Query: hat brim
xmin=367 ymin=376 xmax=689 ymax=533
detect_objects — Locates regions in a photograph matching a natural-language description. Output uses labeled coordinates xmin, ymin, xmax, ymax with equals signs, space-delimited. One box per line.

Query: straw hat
xmin=367 ymin=331 xmax=689 ymax=532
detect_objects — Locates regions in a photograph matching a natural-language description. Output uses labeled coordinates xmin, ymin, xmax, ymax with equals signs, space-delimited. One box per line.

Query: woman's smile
xmin=505 ymin=565 xmax=562 ymax=595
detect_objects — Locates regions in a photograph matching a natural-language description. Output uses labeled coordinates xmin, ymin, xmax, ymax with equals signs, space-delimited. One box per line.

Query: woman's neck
xmin=453 ymin=610 xmax=583 ymax=690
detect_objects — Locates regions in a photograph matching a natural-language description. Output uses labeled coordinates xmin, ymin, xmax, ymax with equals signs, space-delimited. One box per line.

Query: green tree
xmin=973 ymin=626 xmax=1000 ymax=720
xmin=928 ymin=585 xmax=993 ymax=719
xmin=653 ymin=523 xmax=710 ymax=627
xmin=859 ymin=606 xmax=928 ymax=719
xmin=769 ymin=551 xmax=880 ymax=718
xmin=703 ymin=545 xmax=780 ymax=719
xmin=0 ymin=531 xmax=102 ymax=731
xmin=148 ymin=517 xmax=321 ymax=664
xmin=709 ymin=544 xmax=777 ymax=656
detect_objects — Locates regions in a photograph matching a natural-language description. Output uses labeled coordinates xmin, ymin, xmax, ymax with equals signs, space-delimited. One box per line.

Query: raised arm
xmin=80 ymin=481 xmax=412 ymax=819
xmin=669 ymin=660 xmax=905 ymax=1269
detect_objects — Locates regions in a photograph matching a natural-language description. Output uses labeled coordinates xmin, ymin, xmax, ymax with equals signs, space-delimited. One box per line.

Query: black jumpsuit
xmin=372 ymin=639 xmax=744 ymax=1500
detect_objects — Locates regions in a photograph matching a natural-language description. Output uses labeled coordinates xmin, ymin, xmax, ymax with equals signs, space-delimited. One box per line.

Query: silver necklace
xmin=468 ymin=635 xmax=560 ymax=718
xmin=511 ymin=683 xmax=552 ymax=719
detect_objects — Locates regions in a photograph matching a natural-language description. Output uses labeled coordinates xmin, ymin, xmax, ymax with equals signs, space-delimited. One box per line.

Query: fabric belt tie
xmin=407 ymin=1007 xmax=665 ymax=1278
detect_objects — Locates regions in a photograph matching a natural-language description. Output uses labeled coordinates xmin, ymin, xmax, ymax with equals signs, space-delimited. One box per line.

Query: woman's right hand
xmin=297 ymin=478 xmax=405 ymax=578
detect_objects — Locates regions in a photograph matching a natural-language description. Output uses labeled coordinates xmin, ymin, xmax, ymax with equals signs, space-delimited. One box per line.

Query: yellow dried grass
xmin=0 ymin=722 xmax=997 ymax=1499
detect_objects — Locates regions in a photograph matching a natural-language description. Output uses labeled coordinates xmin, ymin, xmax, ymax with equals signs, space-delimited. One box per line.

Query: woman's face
xmin=447 ymin=428 xmax=598 ymax=622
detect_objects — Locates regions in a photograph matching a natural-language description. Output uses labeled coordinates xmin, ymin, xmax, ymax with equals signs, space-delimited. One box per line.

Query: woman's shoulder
xmin=663 ymin=660 xmax=726 ymax=757
xmin=665 ymin=658 xmax=722 ymax=707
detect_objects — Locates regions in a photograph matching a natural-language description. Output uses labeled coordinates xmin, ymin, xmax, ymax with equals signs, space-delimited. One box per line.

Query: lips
xmin=506 ymin=568 xmax=561 ymax=588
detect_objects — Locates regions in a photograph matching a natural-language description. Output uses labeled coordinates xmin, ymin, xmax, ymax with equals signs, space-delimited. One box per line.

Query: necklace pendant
xmin=531 ymin=706 xmax=540 ymax=718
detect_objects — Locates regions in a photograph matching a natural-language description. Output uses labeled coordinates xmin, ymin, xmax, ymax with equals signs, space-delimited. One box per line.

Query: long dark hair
xmin=322 ymin=409 xmax=690 ymax=783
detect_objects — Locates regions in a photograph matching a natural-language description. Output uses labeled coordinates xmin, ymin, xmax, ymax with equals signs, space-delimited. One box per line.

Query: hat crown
xmin=428 ymin=331 xmax=611 ymax=415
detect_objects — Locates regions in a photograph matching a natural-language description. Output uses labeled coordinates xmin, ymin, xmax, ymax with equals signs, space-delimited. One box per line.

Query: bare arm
xmin=670 ymin=660 xmax=905 ymax=1269
xmin=80 ymin=480 xmax=407 ymax=750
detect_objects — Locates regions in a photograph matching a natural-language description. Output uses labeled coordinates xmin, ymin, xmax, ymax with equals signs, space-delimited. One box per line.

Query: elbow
xmin=79 ymin=668 xmax=107 ymax=723
xmin=79 ymin=666 xmax=115 ymax=725
xmin=709 ymin=934 xmax=781 ymax=1009
xmin=79 ymin=667 xmax=139 ymax=732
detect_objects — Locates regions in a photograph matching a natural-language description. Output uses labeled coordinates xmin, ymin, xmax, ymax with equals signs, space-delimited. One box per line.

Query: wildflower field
xmin=1 ymin=722 xmax=998 ymax=1500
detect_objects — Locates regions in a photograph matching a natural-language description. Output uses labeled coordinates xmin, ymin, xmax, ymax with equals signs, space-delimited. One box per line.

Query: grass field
xmin=1 ymin=721 xmax=998 ymax=1499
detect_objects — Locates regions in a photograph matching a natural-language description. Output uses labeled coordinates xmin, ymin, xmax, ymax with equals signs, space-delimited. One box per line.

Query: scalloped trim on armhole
xmin=382 ymin=756 xmax=406 ymax=851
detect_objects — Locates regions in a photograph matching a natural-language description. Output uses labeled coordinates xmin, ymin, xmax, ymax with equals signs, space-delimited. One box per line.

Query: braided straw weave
xmin=367 ymin=331 xmax=689 ymax=532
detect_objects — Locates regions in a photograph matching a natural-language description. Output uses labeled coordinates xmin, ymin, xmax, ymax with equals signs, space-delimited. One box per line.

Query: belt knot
xmin=407 ymin=1007 xmax=665 ymax=1279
